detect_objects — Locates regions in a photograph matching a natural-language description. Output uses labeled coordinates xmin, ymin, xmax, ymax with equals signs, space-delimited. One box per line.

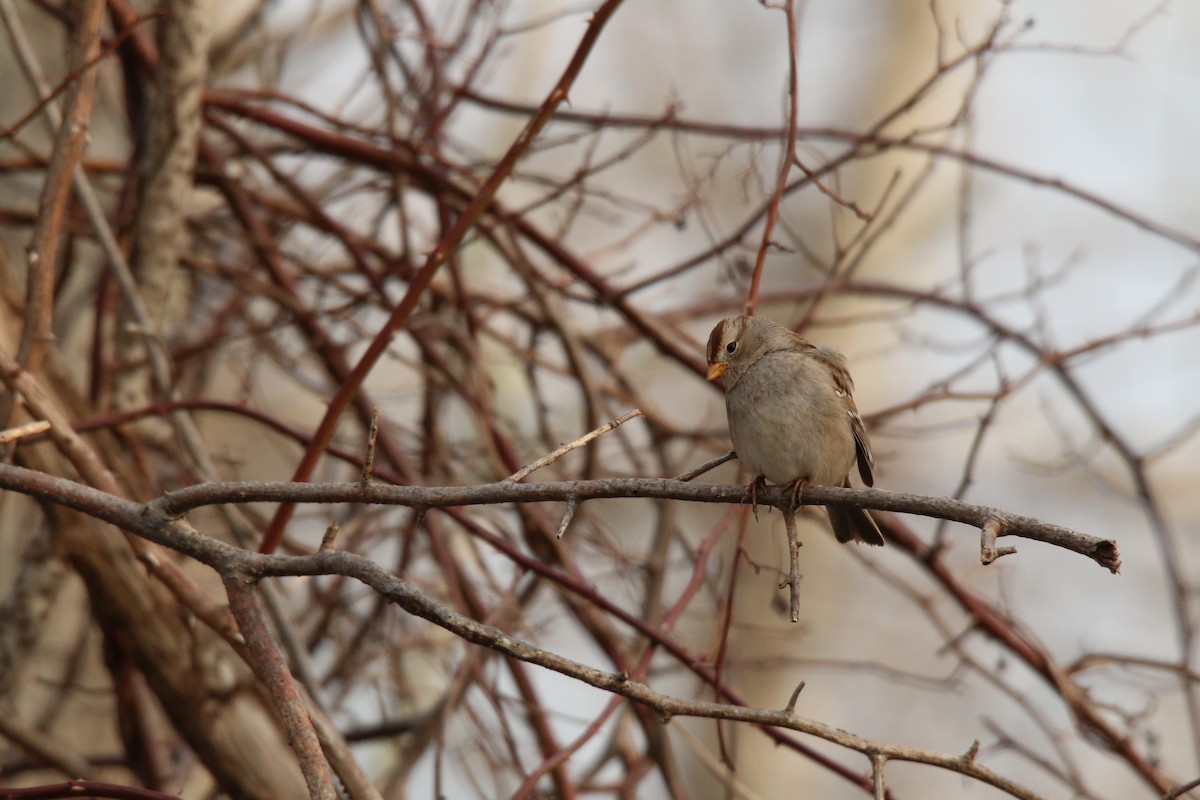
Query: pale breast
xmin=725 ymin=350 xmax=856 ymax=486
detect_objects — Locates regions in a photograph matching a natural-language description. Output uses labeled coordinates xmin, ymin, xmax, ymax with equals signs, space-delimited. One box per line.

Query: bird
xmin=705 ymin=314 xmax=883 ymax=545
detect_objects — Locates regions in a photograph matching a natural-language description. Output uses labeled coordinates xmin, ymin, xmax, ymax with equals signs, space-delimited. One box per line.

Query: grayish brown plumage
xmin=706 ymin=315 xmax=883 ymax=545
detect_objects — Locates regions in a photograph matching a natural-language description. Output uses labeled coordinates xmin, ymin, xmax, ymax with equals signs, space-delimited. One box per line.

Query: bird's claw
xmin=785 ymin=477 xmax=809 ymax=512
xmin=742 ymin=475 xmax=768 ymax=522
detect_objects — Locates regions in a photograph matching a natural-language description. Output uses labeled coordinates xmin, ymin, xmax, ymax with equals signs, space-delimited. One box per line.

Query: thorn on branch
xmin=318 ymin=521 xmax=339 ymax=552
xmin=962 ymin=739 xmax=981 ymax=764
xmin=361 ymin=407 xmax=379 ymax=484
xmin=784 ymin=680 xmax=806 ymax=715
xmin=980 ymin=518 xmax=1017 ymax=565
xmin=556 ymin=495 xmax=580 ymax=539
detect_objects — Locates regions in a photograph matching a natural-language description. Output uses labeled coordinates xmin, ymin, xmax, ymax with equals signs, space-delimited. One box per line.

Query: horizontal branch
xmin=0 ymin=464 xmax=1118 ymax=572
xmin=262 ymin=550 xmax=1047 ymax=800
xmin=0 ymin=462 xmax=1049 ymax=800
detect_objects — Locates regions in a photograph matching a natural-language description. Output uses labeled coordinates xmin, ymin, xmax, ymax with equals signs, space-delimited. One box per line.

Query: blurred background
xmin=1 ymin=0 xmax=1198 ymax=797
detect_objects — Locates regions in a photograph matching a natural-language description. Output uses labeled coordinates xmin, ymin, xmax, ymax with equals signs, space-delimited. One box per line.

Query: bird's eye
xmin=725 ymin=341 xmax=737 ymax=355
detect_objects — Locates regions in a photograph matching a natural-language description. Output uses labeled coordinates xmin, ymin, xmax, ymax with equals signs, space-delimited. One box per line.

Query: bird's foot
xmin=784 ymin=477 xmax=810 ymax=513
xmin=742 ymin=475 xmax=769 ymax=521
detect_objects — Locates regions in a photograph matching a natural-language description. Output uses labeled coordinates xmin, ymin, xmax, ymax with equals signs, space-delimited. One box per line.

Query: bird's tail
xmin=827 ymin=483 xmax=883 ymax=546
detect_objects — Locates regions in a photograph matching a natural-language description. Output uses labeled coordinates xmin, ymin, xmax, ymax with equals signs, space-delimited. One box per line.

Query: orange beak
xmin=706 ymin=362 xmax=727 ymax=381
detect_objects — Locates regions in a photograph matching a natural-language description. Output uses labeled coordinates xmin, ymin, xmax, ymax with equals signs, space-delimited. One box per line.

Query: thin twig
xmin=780 ymin=507 xmax=803 ymax=623
xmin=507 ymin=408 xmax=643 ymax=482
xmin=745 ymin=0 xmax=801 ymax=316
xmin=318 ymin=522 xmax=339 ymax=552
xmin=0 ymin=419 xmax=51 ymax=444
xmin=981 ymin=517 xmax=1017 ymax=565
xmin=556 ymin=495 xmax=580 ymax=539
xmin=784 ymin=680 xmax=806 ymax=715
xmin=1164 ymin=775 xmax=1200 ymax=800
xmin=872 ymin=753 xmax=887 ymax=800
xmin=674 ymin=450 xmax=737 ymax=481
xmin=259 ymin=0 xmax=631 ymax=554
xmin=361 ymin=406 xmax=379 ymax=484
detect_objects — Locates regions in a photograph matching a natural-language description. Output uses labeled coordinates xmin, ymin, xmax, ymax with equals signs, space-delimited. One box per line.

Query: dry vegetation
xmin=1 ymin=1 xmax=1198 ymax=798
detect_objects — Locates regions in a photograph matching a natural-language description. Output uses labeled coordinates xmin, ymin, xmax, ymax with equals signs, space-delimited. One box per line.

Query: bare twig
xmin=1164 ymin=775 xmax=1200 ymax=800
xmin=8 ymin=0 xmax=104 ymax=377
xmin=674 ymin=449 xmax=737 ymax=481
xmin=259 ymin=0 xmax=631 ymax=554
xmin=362 ymin=406 xmax=379 ymax=484
xmin=981 ymin=517 xmax=1018 ymax=565
xmin=507 ymin=408 xmax=643 ymax=482
xmin=2 ymin=3 xmax=1183 ymax=796
xmin=745 ymin=0 xmax=801 ymax=316
xmin=0 ymin=419 xmax=50 ymax=444
xmin=555 ymin=494 xmax=579 ymax=539
xmin=780 ymin=507 xmax=803 ymax=623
